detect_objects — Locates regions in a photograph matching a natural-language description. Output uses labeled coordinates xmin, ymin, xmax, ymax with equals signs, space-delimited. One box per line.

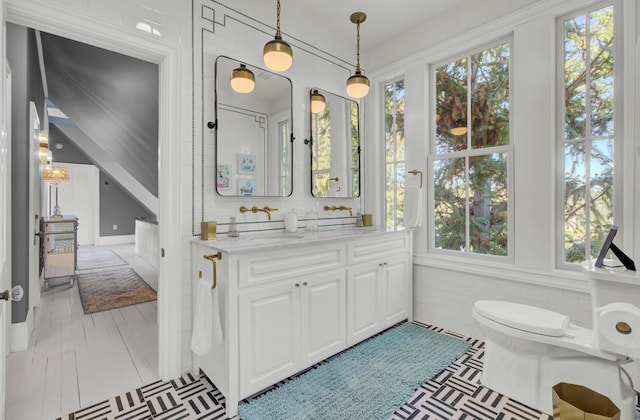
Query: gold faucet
xmin=239 ymin=206 xmax=279 ymax=220
xmin=323 ymin=205 xmax=353 ymax=216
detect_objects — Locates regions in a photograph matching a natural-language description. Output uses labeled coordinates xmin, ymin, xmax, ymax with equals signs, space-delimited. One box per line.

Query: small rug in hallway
xmin=77 ymin=249 xmax=127 ymax=271
xmin=77 ymin=267 xmax=156 ymax=314
xmin=238 ymin=322 xmax=471 ymax=420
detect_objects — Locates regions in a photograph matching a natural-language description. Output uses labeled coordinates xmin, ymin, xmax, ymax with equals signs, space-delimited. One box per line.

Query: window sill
xmin=413 ymin=253 xmax=589 ymax=293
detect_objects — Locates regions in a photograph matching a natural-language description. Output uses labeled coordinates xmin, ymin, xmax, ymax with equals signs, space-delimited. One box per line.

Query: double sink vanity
xmin=200 ymin=53 xmax=406 ymax=417
xmin=191 ymin=227 xmax=413 ymax=417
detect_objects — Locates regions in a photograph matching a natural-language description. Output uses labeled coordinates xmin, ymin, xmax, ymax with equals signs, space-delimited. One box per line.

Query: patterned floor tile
xmin=59 ymin=322 xmax=639 ymax=420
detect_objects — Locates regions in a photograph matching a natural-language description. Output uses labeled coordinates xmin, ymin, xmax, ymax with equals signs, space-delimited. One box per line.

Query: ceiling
xmin=222 ymin=0 xmax=543 ymax=70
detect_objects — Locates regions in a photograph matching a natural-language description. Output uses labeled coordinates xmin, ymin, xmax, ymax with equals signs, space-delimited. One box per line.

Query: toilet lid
xmin=474 ymin=300 xmax=570 ymax=337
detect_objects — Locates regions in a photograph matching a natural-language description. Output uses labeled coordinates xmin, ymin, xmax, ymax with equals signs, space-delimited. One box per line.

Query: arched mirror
xmin=309 ymin=88 xmax=360 ymax=198
xmin=214 ymin=56 xmax=293 ymax=197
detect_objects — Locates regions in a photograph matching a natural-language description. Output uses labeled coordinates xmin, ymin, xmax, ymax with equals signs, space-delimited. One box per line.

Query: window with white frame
xmin=559 ymin=3 xmax=617 ymax=266
xmin=384 ymin=79 xmax=405 ymax=229
xmin=430 ymin=41 xmax=511 ymax=256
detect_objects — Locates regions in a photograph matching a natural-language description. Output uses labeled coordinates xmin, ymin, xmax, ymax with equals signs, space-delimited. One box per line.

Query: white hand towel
xmin=404 ymin=178 xmax=423 ymax=228
xmin=212 ymin=285 xmax=223 ymax=345
xmin=191 ymin=276 xmax=213 ymax=355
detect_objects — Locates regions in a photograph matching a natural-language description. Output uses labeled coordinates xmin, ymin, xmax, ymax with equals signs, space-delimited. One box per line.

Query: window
xmin=559 ymin=4 xmax=616 ymax=266
xmin=431 ymin=41 xmax=511 ymax=256
xmin=384 ymin=79 xmax=405 ymax=229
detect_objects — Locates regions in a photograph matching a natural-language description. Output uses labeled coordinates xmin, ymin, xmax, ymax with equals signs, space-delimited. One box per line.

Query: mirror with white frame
xmin=310 ymin=88 xmax=360 ymax=198
xmin=215 ymin=56 xmax=293 ymax=197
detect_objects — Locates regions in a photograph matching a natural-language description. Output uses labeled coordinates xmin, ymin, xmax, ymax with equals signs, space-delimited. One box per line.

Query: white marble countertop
xmin=191 ymin=226 xmax=408 ymax=254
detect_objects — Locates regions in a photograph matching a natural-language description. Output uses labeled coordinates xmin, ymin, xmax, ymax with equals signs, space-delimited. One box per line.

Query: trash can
xmin=552 ymin=383 xmax=621 ymax=420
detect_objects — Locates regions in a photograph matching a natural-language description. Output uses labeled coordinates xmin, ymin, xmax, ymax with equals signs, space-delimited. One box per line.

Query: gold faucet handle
xmin=239 ymin=206 xmax=250 ymax=213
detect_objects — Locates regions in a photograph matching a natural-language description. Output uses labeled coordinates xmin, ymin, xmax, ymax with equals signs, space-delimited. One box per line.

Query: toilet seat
xmin=473 ymin=301 xmax=618 ymax=361
xmin=474 ymin=300 xmax=569 ymax=336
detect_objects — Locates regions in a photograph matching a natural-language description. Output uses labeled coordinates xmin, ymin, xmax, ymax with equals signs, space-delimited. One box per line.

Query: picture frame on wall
xmin=238 ymin=153 xmax=257 ymax=175
xmin=238 ymin=178 xmax=256 ymax=196
xmin=217 ymin=164 xmax=231 ymax=190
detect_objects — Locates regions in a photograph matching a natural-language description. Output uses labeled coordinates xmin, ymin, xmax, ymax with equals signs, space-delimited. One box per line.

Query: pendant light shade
xmin=346 ymin=12 xmax=369 ymax=99
xmin=310 ymin=90 xmax=326 ymax=114
xmin=450 ymin=126 xmax=468 ymax=136
xmin=263 ymin=0 xmax=293 ymax=72
xmin=230 ymin=64 xmax=255 ymax=94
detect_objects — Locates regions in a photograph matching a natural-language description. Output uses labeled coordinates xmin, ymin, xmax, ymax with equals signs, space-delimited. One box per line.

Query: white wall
xmin=55 ymin=163 xmax=99 ymax=246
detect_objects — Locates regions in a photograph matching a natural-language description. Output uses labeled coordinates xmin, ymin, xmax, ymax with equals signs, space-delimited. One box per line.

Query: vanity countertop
xmin=191 ymin=226 xmax=407 ymax=254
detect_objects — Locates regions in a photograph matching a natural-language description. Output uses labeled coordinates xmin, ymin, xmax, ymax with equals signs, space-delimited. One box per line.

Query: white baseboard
xmin=96 ymin=234 xmax=135 ymax=246
xmin=10 ymin=308 xmax=33 ymax=353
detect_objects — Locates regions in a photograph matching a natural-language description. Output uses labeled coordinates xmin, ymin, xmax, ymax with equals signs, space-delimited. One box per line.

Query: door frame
xmin=5 ymin=3 xmax=182 ymax=380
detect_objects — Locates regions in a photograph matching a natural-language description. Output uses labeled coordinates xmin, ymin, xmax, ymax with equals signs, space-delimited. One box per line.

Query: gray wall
xmin=49 ymin=124 xmax=155 ymax=236
xmin=42 ymin=32 xmax=159 ymax=197
xmin=8 ymin=23 xmax=45 ymax=324
xmin=99 ymin=173 xmax=154 ymax=236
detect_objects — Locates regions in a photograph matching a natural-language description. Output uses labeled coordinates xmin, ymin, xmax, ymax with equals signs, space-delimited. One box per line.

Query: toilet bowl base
xmin=481 ymin=338 xmax=636 ymax=419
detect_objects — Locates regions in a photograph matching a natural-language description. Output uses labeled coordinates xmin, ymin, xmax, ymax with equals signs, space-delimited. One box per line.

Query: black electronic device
xmin=594 ymin=225 xmax=636 ymax=271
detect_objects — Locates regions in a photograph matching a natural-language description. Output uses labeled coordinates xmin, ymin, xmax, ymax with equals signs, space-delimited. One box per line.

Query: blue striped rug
xmin=238 ymin=322 xmax=470 ymax=420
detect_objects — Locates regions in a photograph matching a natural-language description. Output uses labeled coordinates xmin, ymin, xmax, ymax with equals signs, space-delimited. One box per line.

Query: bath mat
xmin=238 ymin=322 xmax=470 ymax=420
xmin=77 ymin=249 xmax=127 ymax=271
xmin=77 ymin=267 xmax=156 ymax=314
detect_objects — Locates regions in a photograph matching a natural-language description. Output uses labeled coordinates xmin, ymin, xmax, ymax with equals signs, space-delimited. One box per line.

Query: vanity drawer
xmin=347 ymin=231 xmax=410 ymax=265
xmin=238 ymin=244 xmax=346 ymax=288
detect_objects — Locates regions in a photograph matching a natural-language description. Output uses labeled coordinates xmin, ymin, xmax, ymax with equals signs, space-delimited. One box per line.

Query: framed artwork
xmin=238 ymin=153 xmax=257 ymax=175
xmin=238 ymin=178 xmax=256 ymax=196
xmin=217 ymin=164 xmax=231 ymax=190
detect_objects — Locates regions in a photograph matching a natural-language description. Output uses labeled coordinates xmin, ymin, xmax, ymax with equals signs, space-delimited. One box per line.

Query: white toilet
xmin=472 ymin=261 xmax=639 ymax=419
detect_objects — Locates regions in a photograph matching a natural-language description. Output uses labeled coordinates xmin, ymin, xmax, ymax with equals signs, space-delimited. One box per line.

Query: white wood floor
xmin=6 ymin=244 xmax=159 ymax=420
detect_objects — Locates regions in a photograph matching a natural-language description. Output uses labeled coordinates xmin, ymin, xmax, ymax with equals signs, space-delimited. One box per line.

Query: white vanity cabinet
xmin=191 ymin=228 xmax=412 ymax=417
xmin=347 ymin=232 xmax=412 ymax=346
xmin=239 ymin=268 xmax=346 ymax=397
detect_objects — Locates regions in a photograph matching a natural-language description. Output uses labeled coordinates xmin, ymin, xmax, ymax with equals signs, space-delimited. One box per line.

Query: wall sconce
xmin=230 ymin=64 xmax=255 ymax=94
xmin=42 ymin=166 xmax=70 ymax=218
xmin=263 ymin=0 xmax=293 ymax=72
xmin=311 ymin=89 xmax=326 ymax=114
xmin=346 ymin=12 xmax=369 ymax=99
xmin=39 ymin=129 xmax=49 ymax=164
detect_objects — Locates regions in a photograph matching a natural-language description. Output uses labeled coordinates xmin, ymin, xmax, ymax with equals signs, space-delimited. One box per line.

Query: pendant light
xmin=263 ymin=0 xmax=293 ymax=72
xmin=450 ymin=126 xmax=468 ymax=136
xmin=346 ymin=12 xmax=369 ymax=99
xmin=310 ymin=89 xmax=326 ymax=114
xmin=230 ymin=64 xmax=255 ymax=94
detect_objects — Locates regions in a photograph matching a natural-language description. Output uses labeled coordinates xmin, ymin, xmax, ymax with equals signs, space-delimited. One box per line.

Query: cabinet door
xmin=239 ymin=282 xmax=300 ymax=397
xmin=381 ymin=254 xmax=410 ymax=327
xmin=347 ymin=262 xmax=380 ymax=346
xmin=300 ymin=269 xmax=346 ymax=365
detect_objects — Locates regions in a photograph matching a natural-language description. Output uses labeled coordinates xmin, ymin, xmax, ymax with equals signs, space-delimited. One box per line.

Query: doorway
xmin=3 ymin=3 xmax=182 ymax=420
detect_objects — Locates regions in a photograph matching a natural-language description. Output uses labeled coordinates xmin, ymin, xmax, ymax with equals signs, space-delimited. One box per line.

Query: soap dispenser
xmin=228 ymin=216 xmax=239 ymax=238
xmin=355 ymin=210 xmax=363 ymax=227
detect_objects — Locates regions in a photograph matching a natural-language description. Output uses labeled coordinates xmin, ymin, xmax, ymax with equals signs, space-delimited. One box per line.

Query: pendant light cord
xmin=355 ymin=22 xmax=361 ymax=72
xmin=275 ymin=0 xmax=282 ymax=39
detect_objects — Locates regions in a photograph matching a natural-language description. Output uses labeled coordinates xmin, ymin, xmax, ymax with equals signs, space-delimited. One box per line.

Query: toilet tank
xmin=582 ymin=260 xmax=640 ymax=310
xmin=582 ymin=260 xmax=640 ymax=360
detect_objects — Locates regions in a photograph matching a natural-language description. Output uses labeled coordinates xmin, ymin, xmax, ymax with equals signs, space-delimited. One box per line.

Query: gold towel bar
xmin=204 ymin=252 xmax=222 ymax=289
xmin=408 ymin=169 xmax=423 ymax=189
